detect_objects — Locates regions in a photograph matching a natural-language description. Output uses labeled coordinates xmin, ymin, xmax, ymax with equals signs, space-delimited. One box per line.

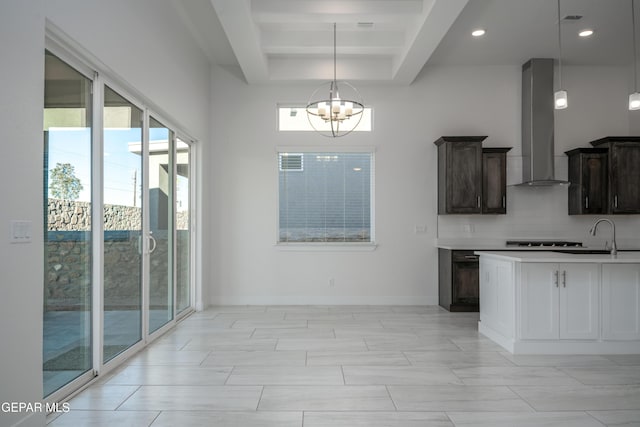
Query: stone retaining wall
xmin=45 ymin=199 xmax=189 ymax=310
xmin=47 ymin=199 xmax=188 ymax=230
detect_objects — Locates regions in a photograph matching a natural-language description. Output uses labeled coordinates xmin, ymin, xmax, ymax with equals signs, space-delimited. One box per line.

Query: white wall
xmin=45 ymin=0 xmax=213 ymax=307
xmin=0 ymin=1 xmax=47 ymax=426
xmin=209 ymin=63 xmax=640 ymax=306
xmin=0 ymin=1 xmax=211 ymax=425
xmin=45 ymin=0 xmax=211 ymax=142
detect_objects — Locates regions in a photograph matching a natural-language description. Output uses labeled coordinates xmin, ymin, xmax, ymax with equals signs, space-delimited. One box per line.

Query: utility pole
xmin=132 ymin=169 xmax=137 ymax=207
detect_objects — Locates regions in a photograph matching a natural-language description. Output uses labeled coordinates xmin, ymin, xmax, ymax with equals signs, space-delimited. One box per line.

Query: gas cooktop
xmin=506 ymin=240 xmax=583 ymax=248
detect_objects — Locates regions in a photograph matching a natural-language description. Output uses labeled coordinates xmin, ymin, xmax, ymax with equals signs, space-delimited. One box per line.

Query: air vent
xmin=279 ymin=153 xmax=303 ymax=171
xmin=357 ymin=22 xmax=374 ymax=28
xmin=562 ymin=15 xmax=583 ymax=21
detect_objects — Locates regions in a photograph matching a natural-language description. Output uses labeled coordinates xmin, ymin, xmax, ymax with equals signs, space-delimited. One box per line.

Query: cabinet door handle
xmin=614 ymin=195 xmax=618 ymax=208
xmin=562 ymin=270 xmax=566 ymax=287
xmin=554 ymin=270 xmax=559 ymax=287
xmin=464 ymin=255 xmax=479 ymax=260
xmin=502 ymin=195 xmax=506 ymax=208
xmin=585 ymin=196 xmax=589 ymax=209
xmin=477 ymin=195 xmax=481 ymax=208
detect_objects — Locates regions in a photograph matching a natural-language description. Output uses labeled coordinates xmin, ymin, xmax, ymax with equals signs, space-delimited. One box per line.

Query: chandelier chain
xmin=333 ymin=23 xmax=337 ymax=83
xmin=633 ymin=0 xmax=638 ymax=91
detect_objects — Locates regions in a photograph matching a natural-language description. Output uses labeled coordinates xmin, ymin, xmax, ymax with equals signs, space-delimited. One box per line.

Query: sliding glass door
xmin=43 ymin=49 xmax=195 ymax=400
xmin=176 ymin=138 xmax=191 ymax=314
xmin=102 ymin=86 xmax=143 ymax=362
xmin=43 ymin=51 xmax=93 ymax=397
xmin=148 ymin=117 xmax=174 ymax=334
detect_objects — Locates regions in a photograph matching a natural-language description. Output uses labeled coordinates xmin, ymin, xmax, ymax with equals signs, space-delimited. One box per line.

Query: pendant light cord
xmin=633 ymin=0 xmax=638 ymax=91
xmin=557 ymin=0 xmax=563 ymax=89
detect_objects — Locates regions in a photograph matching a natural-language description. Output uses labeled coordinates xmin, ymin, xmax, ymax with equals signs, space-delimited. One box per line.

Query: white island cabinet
xmin=602 ymin=264 xmax=640 ymax=340
xmin=476 ymin=251 xmax=640 ymax=354
xmin=520 ymin=263 xmax=599 ymax=341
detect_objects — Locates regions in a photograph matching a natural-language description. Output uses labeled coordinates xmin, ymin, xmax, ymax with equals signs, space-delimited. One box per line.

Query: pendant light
xmin=554 ymin=0 xmax=568 ymax=109
xmin=630 ymin=0 xmax=640 ymax=110
xmin=306 ymin=23 xmax=364 ymax=137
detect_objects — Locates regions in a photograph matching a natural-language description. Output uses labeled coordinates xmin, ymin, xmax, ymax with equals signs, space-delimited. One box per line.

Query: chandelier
xmin=306 ymin=23 xmax=365 ymax=137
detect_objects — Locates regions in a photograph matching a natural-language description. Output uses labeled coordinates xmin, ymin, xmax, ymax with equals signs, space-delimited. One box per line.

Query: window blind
xmin=278 ymin=151 xmax=373 ymax=243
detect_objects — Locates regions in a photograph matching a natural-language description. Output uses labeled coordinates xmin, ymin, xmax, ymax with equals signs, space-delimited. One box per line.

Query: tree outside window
xmin=49 ymin=162 xmax=83 ymax=200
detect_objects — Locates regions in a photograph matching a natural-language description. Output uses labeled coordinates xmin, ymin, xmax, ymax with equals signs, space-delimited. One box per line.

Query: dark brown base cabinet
xmin=438 ymin=249 xmax=479 ymax=312
xmin=566 ymin=137 xmax=640 ymax=215
xmin=434 ymin=136 xmax=511 ymax=215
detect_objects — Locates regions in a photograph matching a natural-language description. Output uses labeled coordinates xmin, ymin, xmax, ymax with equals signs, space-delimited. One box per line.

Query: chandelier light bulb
xmin=317 ymin=102 xmax=327 ymax=117
xmin=345 ymin=101 xmax=353 ymax=116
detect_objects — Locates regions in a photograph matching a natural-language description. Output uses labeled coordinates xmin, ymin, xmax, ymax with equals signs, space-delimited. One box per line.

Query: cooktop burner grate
xmin=506 ymin=240 xmax=583 ymax=247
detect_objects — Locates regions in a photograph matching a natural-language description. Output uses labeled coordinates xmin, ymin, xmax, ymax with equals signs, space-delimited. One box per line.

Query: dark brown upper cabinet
xmin=434 ymin=136 xmax=510 ymax=215
xmin=482 ymin=148 xmax=512 ymax=214
xmin=565 ymin=148 xmax=608 ymax=215
xmin=590 ymin=137 xmax=640 ymax=214
xmin=435 ymin=136 xmax=485 ymax=214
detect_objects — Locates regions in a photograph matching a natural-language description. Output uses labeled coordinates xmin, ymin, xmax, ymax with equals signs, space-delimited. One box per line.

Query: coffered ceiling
xmin=173 ymin=0 xmax=638 ymax=84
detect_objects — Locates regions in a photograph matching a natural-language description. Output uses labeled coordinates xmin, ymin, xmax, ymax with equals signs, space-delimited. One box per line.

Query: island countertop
xmin=474 ymin=250 xmax=640 ymax=263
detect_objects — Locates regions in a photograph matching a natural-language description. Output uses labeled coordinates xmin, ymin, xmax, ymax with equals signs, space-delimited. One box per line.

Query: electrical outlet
xmin=462 ymin=224 xmax=475 ymax=233
xmin=328 ymin=278 xmax=335 ymax=287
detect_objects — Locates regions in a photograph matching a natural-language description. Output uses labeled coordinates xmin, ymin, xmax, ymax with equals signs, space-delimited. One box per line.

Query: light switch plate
xmin=10 ymin=220 xmax=32 ymax=244
xmin=414 ymin=225 xmax=427 ymax=234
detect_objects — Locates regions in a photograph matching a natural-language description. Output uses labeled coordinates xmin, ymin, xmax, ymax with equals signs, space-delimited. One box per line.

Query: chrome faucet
xmin=589 ymin=218 xmax=617 ymax=255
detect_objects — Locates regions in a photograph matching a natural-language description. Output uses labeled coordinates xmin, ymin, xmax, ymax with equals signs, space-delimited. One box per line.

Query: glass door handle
xmin=148 ymin=232 xmax=157 ymax=254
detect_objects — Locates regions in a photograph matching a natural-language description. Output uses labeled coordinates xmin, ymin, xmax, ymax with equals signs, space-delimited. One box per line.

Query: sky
xmin=47 ymin=127 xmax=188 ymax=210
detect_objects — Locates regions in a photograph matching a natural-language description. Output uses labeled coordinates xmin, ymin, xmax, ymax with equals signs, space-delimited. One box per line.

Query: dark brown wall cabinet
xmin=435 ymin=136 xmax=511 ymax=214
xmin=438 ymin=249 xmax=479 ymax=312
xmin=482 ymin=148 xmax=511 ymax=214
xmin=565 ymin=148 xmax=608 ymax=215
xmin=591 ymin=137 xmax=640 ymax=214
xmin=566 ymin=137 xmax=640 ymax=215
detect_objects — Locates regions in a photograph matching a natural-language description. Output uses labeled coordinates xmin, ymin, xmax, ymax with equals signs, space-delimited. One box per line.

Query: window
xmin=278 ymin=149 xmax=374 ymax=243
xmin=43 ymin=50 xmax=93 ymax=398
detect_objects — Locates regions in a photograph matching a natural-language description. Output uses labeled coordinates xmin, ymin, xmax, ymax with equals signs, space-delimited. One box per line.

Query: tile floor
xmin=47 ymin=305 xmax=640 ymax=426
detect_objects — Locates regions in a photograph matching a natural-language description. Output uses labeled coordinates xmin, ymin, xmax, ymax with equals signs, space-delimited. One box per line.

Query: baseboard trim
xmin=10 ymin=411 xmax=44 ymax=427
xmin=209 ymin=295 xmax=438 ymax=306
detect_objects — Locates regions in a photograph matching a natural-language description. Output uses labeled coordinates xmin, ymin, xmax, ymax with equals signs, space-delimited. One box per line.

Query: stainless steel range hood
xmin=517 ymin=58 xmax=569 ymax=186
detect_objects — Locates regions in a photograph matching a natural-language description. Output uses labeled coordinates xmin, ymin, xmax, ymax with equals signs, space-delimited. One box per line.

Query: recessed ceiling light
xmin=578 ymin=29 xmax=594 ymax=37
xmin=471 ymin=29 xmax=486 ymax=37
